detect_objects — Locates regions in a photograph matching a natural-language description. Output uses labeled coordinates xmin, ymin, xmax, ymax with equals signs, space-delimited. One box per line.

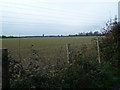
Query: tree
xmin=100 ymin=18 xmax=120 ymax=68
xmin=94 ymin=31 xmax=99 ymax=36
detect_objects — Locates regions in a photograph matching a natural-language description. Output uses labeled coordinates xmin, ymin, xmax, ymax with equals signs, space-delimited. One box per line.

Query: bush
xmin=100 ymin=22 xmax=120 ymax=67
xmin=9 ymin=28 xmax=120 ymax=88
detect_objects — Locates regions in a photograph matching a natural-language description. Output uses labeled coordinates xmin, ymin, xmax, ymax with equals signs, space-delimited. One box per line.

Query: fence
xmin=0 ymin=39 xmax=100 ymax=89
xmin=66 ymin=38 xmax=101 ymax=64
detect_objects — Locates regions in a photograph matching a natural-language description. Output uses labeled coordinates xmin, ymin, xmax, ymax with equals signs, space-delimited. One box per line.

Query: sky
xmin=0 ymin=0 xmax=119 ymax=36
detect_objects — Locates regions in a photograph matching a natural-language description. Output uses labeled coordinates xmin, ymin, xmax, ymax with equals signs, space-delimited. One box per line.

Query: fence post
xmin=97 ymin=38 xmax=101 ymax=64
xmin=66 ymin=44 xmax=72 ymax=64
xmin=0 ymin=49 xmax=2 ymax=89
xmin=0 ymin=48 xmax=10 ymax=88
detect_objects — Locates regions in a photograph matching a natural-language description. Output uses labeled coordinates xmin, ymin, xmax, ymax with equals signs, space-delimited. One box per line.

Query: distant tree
xmin=78 ymin=33 xmax=83 ymax=36
xmin=94 ymin=31 xmax=99 ymax=36
xmin=2 ymin=35 xmax=6 ymax=38
xmin=89 ymin=31 xmax=93 ymax=36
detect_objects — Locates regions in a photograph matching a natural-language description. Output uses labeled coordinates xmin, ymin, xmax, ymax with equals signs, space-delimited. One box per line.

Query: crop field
xmin=2 ymin=36 xmax=98 ymax=69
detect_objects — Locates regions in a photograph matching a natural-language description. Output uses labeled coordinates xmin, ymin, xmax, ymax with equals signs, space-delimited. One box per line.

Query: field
xmin=2 ymin=36 xmax=120 ymax=88
xmin=2 ymin=36 xmax=98 ymax=68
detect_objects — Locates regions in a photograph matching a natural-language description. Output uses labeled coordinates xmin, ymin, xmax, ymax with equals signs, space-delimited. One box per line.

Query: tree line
xmin=1 ymin=31 xmax=102 ymax=38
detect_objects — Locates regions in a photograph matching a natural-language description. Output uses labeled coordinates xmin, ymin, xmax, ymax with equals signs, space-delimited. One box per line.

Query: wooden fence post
xmin=66 ymin=44 xmax=72 ymax=64
xmin=0 ymin=49 xmax=2 ymax=89
xmin=0 ymin=48 xmax=10 ymax=88
xmin=97 ymin=38 xmax=101 ymax=64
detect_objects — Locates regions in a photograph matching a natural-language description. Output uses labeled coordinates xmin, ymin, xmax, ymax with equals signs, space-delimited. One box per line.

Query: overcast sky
xmin=0 ymin=0 xmax=119 ymax=36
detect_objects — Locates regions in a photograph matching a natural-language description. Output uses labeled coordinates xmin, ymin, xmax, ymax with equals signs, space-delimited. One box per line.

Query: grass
xmin=2 ymin=36 xmax=98 ymax=69
xmin=2 ymin=37 xmax=96 ymax=57
xmin=3 ymin=36 xmax=120 ymax=88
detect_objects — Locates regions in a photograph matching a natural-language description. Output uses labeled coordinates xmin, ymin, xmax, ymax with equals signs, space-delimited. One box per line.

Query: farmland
xmin=2 ymin=36 xmax=120 ymax=88
xmin=2 ymin=36 xmax=98 ymax=68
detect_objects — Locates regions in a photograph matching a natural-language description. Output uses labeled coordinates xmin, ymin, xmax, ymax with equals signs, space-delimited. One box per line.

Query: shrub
xmin=100 ymin=22 xmax=120 ymax=67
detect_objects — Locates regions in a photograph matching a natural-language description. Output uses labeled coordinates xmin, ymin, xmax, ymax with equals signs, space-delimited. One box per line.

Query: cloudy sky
xmin=0 ymin=0 xmax=119 ymax=36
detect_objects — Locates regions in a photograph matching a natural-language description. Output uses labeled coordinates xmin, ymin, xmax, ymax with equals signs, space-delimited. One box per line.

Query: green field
xmin=2 ymin=36 xmax=98 ymax=68
xmin=3 ymin=36 xmax=120 ymax=88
